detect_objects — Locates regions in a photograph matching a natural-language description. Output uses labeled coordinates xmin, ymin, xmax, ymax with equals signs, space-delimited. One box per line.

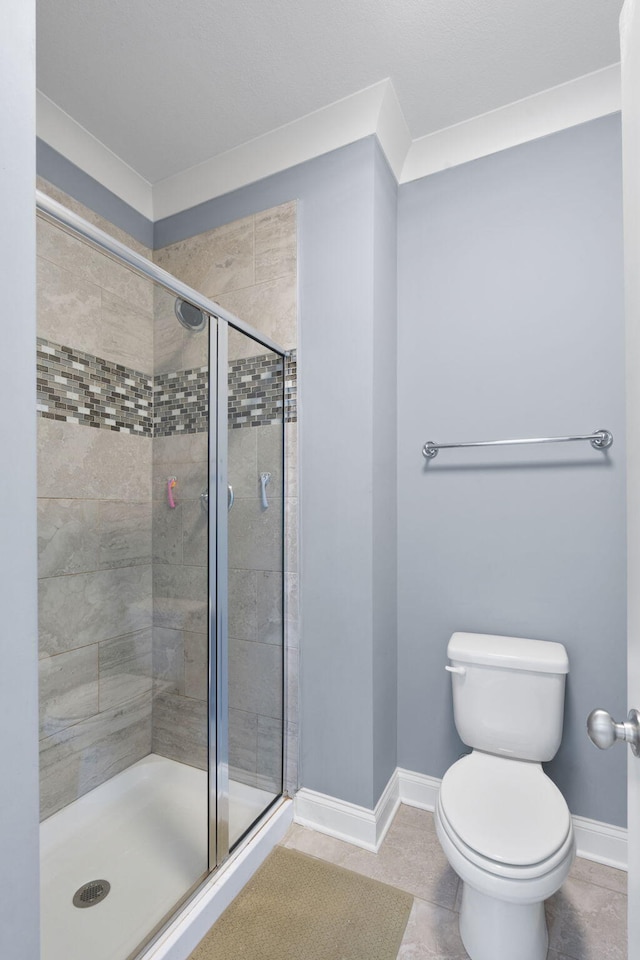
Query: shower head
xmin=175 ymin=298 xmax=207 ymax=332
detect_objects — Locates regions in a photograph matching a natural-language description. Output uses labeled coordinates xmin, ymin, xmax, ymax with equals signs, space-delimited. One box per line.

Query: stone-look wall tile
xmin=153 ymin=460 xmax=208 ymax=501
xmin=257 ymin=424 xmax=284 ymax=498
xmin=287 ymin=646 xmax=299 ymax=719
xmin=285 ymin=497 xmax=298 ymax=574
xmin=155 ymin=215 xmax=255 ymax=297
xmin=284 ymin=720 xmax=298 ymax=796
xmin=37 ymin=217 xmax=154 ymax=315
xmin=98 ymin=501 xmax=152 ymax=568
xmin=229 ymin=427 xmax=258 ymax=498
xmin=184 ymin=632 xmax=208 ymax=701
xmin=285 ymin=618 xmax=300 ymax=651
xmin=99 ymin=629 xmax=153 ymax=711
xmin=101 ymin=290 xmax=154 ymax=373
xmin=254 ymin=202 xmax=297 ymax=284
xmin=152 ymin=628 xmax=185 ymax=695
xmin=37 ymin=177 xmax=152 ymax=259
xmin=229 ymin=707 xmax=258 ymax=781
xmin=153 ymin=432 xmax=208 ymax=464
xmin=182 ymin=500 xmax=208 ymax=566
xmin=153 ymin=564 xmax=208 ymax=633
xmin=153 ymin=286 xmax=184 ymax=374
xmin=285 ymin=422 xmax=298 ymax=497
xmin=39 ymin=565 xmax=152 ymax=657
xmin=39 ymin=647 xmax=99 ymax=739
xmin=153 ymin=500 xmax=184 ymax=565
xmin=215 ymin=277 xmax=297 ymax=353
xmin=153 ymin=597 xmax=208 ymax=634
xmin=285 ymin=572 xmax=299 ymax=624
xmin=38 ymin=418 xmax=152 ymax=501
xmin=257 ymin=714 xmax=283 ymax=793
xmin=229 ymin=638 xmax=283 ymax=720
xmin=182 ymin=328 xmax=209 ymax=371
xmin=228 ymin=499 xmax=283 ymax=572
xmin=37 ymin=257 xmax=102 ymax=358
xmin=39 ymin=692 xmax=152 ymax=820
xmin=229 ymin=569 xmax=258 ymax=641
xmin=152 ymin=691 xmax=207 ymax=769
xmin=38 ymin=499 xmax=100 ymax=578
xmin=546 ymin=876 xmax=627 ymax=960
xmin=257 ymin=571 xmax=283 ymax=644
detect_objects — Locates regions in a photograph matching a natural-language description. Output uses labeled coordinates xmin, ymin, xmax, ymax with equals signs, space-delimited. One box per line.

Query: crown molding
xmin=152 ymin=79 xmax=409 ymax=220
xmin=401 ymin=64 xmax=621 ymax=183
xmin=36 ymin=91 xmax=154 ymax=219
xmin=37 ymin=66 xmax=621 ymax=225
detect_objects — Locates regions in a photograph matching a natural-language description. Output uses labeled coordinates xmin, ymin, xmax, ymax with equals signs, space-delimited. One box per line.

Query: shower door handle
xmin=200 ymin=485 xmax=234 ymax=512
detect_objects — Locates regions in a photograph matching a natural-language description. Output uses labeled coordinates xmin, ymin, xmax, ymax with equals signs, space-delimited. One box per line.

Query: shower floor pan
xmin=40 ymin=754 xmax=275 ymax=960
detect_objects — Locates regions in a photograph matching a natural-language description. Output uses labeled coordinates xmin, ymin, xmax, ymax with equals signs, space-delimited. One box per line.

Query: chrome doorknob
xmin=587 ymin=708 xmax=640 ymax=757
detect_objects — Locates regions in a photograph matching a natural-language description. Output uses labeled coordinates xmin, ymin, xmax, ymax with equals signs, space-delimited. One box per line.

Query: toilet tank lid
xmin=448 ymin=632 xmax=569 ymax=674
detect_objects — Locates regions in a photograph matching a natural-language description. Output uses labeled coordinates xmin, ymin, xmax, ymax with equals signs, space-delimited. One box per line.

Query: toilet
xmin=434 ymin=632 xmax=574 ymax=960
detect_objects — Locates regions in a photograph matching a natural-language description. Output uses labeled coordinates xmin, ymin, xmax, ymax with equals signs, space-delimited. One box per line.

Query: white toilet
xmin=434 ymin=632 xmax=575 ymax=960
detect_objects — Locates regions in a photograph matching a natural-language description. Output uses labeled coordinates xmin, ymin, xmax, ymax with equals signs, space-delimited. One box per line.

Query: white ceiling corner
xmin=152 ymin=79 xmax=407 ymax=220
xmin=36 ymin=92 xmax=154 ymax=220
xmin=401 ymin=63 xmax=622 ymax=184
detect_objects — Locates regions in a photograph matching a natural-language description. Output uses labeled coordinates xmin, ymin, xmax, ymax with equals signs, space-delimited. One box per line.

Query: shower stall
xmin=36 ymin=191 xmax=292 ymax=960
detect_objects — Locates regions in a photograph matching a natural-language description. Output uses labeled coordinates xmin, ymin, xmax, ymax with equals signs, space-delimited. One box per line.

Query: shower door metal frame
xmin=209 ymin=318 xmax=230 ymax=868
xmin=35 ymin=184 xmax=288 ymax=881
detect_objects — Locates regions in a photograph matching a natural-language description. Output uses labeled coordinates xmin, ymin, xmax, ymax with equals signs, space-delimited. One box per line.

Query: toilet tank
xmin=447 ymin=632 xmax=569 ymax=762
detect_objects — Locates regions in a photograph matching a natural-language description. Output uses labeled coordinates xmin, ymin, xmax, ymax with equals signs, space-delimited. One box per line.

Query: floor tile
xmin=569 ymin=856 xmax=627 ymax=895
xmin=546 ymin=874 xmax=627 ymax=960
xmin=283 ymin=805 xmax=459 ymax=910
xmin=396 ymin=898 xmax=469 ymax=959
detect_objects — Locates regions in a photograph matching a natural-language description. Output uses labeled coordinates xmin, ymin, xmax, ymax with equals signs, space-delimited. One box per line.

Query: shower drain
xmin=72 ymin=880 xmax=111 ymax=908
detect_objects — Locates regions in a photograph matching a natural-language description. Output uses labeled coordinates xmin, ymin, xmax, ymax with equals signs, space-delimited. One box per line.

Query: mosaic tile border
xmin=153 ymin=366 xmax=208 ymax=437
xmin=37 ymin=338 xmax=153 ymax=436
xmin=228 ymin=352 xmax=285 ymax=430
xmin=37 ymin=342 xmax=297 ymax=439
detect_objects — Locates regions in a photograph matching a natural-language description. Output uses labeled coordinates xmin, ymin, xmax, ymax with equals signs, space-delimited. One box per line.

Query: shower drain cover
xmin=72 ymin=880 xmax=111 ymax=908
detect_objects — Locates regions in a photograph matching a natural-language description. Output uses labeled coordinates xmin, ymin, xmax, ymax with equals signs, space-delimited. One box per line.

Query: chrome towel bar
xmin=422 ymin=429 xmax=613 ymax=460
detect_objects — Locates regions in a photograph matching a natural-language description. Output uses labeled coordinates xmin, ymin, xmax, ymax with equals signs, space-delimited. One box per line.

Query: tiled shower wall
xmin=36 ymin=179 xmax=155 ymax=819
xmin=154 ymin=203 xmax=299 ymax=795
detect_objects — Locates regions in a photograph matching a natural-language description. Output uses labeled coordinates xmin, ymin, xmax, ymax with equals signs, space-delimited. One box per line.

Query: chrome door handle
xmin=587 ymin=708 xmax=640 ymax=757
xmin=200 ymin=485 xmax=234 ymax=512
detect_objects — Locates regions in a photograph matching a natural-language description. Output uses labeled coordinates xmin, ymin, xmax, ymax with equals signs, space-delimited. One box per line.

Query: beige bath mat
xmin=188 ymin=846 xmax=413 ymax=960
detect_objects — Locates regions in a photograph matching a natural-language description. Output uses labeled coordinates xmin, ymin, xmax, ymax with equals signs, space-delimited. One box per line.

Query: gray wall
xmin=157 ymin=137 xmax=399 ymax=809
xmin=372 ymin=145 xmax=399 ymax=799
xmin=0 ymin=1 xmax=40 ymax=957
xmin=37 ymin=139 xmax=154 ymax=248
xmin=397 ymin=114 xmax=627 ymax=826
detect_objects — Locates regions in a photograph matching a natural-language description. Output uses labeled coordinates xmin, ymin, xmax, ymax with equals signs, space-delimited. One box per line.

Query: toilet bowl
xmin=436 ymin=633 xmax=574 ymax=960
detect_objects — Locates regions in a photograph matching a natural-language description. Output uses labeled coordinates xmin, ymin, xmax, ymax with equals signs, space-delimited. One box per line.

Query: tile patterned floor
xmin=280 ymin=804 xmax=627 ymax=960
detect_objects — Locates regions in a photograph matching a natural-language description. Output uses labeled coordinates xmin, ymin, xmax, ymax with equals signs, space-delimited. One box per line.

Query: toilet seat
xmin=438 ymin=752 xmax=572 ymax=877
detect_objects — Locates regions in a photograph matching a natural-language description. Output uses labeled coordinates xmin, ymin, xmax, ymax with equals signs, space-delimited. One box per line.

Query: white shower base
xmin=40 ymin=754 xmax=276 ymax=960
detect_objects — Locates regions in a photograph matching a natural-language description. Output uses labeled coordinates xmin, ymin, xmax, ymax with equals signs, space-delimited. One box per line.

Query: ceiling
xmin=37 ymin=0 xmax=624 ymax=185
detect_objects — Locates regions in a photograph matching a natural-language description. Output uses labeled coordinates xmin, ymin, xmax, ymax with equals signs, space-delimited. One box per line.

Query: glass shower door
xmin=215 ymin=322 xmax=285 ymax=851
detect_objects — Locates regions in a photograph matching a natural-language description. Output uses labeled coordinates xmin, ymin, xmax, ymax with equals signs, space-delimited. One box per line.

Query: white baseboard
xmin=294 ymin=772 xmax=400 ymax=853
xmin=294 ymin=767 xmax=628 ymax=871
xmin=572 ymin=814 xmax=627 ymax=871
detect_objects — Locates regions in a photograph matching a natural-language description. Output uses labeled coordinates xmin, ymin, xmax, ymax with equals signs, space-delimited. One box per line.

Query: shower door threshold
xmin=40 ymin=754 xmax=291 ymax=960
